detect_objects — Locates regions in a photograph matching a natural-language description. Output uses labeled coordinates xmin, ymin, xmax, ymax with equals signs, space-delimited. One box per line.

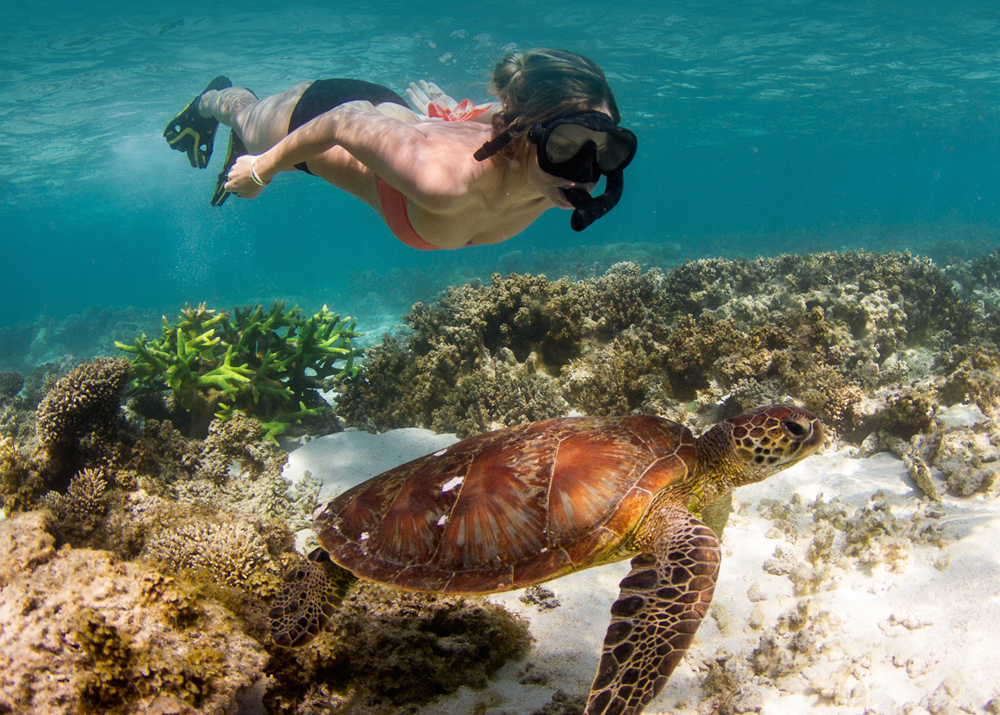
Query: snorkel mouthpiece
xmin=564 ymin=170 xmax=624 ymax=232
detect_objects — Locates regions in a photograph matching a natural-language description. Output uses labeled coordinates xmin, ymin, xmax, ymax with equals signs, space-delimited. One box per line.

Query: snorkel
xmin=563 ymin=170 xmax=624 ymax=232
xmin=475 ymin=111 xmax=636 ymax=232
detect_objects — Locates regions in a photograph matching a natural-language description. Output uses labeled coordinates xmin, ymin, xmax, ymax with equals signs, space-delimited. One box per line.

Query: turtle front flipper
xmin=700 ymin=490 xmax=733 ymax=538
xmin=269 ymin=548 xmax=357 ymax=648
xmin=586 ymin=504 xmax=721 ymax=715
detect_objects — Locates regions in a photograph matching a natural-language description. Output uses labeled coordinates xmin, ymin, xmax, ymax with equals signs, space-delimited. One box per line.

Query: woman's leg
xmin=199 ymin=83 xmax=309 ymax=155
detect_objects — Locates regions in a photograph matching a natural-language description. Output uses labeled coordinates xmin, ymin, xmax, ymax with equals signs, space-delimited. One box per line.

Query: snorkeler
xmin=162 ymin=49 xmax=637 ymax=250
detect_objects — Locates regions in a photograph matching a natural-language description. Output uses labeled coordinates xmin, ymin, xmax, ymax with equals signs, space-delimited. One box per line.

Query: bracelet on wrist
xmin=250 ymin=158 xmax=269 ymax=187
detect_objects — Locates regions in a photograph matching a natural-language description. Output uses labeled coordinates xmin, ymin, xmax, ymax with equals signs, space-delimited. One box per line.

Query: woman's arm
xmin=224 ymin=100 xmax=484 ymax=205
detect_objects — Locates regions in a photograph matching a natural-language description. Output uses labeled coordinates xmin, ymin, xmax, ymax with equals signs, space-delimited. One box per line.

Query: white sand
xmin=283 ymin=427 xmax=1000 ymax=715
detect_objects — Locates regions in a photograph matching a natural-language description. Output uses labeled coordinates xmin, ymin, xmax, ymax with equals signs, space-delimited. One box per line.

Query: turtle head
xmin=699 ymin=404 xmax=824 ymax=490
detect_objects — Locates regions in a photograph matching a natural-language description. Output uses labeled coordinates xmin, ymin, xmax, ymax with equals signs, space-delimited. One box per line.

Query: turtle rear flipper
xmin=586 ymin=504 xmax=721 ymax=715
xmin=163 ymin=75 xmax=232 ymax=169
xmin=269 ymin=550 xmax=357 ymax=648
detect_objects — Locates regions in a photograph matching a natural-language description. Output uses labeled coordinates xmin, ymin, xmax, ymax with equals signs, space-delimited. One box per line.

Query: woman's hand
xmin=406 ymin=80 xmax=458 ymax=118
xmin=224 ymin=154 xmax=267 ymax=199
xmin=408 ymin=80 xmax=496 ymax=123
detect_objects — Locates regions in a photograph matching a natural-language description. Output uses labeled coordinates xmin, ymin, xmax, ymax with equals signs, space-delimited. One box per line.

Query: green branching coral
xmin=116 ymin=301 xmax=363 ymax=440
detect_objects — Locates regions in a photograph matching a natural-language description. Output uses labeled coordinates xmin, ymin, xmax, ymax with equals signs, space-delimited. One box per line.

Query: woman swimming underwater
xmin=164 ymin=48 xmax=637 ymax=250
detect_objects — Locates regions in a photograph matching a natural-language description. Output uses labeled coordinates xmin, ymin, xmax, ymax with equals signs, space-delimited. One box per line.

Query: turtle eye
xmin=783 ymin=419 xmax=809 ymax=438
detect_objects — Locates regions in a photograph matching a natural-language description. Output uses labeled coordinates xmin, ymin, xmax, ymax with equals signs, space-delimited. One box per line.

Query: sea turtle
xmin=270 ymin=404 xmax=824 ymax=714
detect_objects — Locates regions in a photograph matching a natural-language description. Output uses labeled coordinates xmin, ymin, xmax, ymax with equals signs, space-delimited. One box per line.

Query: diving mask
xmin=527 ymin=111 xmax=637 ymax=183
xmin=474 ymin=110 xmax=637 ymax=231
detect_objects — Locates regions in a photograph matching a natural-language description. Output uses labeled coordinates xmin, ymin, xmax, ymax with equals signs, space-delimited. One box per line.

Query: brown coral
xmin=0 ymin=511 xmax=268 ymax=715
xmin=143 ymin=515 xmax=283 ymax=596
xmin=41 ymin=467 xmax=108 ymax=537
xmin=264 ymin=581 xmax=532 ymax=712
xmin=341 ymin=251 xmax=991 ymax=443
xmin=0 ymin=371 xmax=23 ymax=398
xmin=36 ymin=357 xmax=132 ymax=447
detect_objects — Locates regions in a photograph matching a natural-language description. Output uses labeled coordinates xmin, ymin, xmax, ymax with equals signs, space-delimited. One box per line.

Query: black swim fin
xmin=164 ymin=75 xmax=232 ymax=169
xmin=211 ymin=129 xmax=249 ymax=207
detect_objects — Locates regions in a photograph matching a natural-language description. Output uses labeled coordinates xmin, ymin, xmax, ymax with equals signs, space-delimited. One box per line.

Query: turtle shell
xmin=313 ymin=415 xmax=697 ymax=594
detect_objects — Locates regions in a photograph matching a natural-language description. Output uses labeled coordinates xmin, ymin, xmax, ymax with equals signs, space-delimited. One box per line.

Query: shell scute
xmin=388 ymin=564 xmax=455 ymax=592
xmin=602 ymin=487 xmax=659 ymax=539
xmin=435 ymin=430 xmax=553 ymax=570
xmin=547 ymin=425 xmax=653 ymax=544
xmin=616 ymin=415 xmax=689 ymax=457
xmin=511 ymin=548 xmax=574 ymax=589
xmin=634 ymin=451 xmax=693 ymax=494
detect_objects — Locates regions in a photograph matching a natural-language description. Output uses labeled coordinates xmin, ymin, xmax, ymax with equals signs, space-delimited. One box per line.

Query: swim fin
xmin=163 ymin=76 xmax=232 ymax=169
xmin=211 ymin=129 xmax=249 ymax=207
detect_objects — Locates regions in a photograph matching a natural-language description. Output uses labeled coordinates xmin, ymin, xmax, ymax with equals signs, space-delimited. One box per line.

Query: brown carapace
xmin=270 ymin=404 xmax=824 ymax=715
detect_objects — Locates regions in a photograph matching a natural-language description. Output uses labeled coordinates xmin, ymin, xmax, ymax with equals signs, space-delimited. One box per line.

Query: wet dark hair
xmin=489 ymin=48 xmax=620 ymax=161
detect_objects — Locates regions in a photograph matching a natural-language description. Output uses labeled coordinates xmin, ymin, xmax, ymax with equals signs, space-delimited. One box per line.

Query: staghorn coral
xmin=427 ymin=348 xmax=568 ymax=437
xmin=35 ymin=357 xmax=132 ymax=448
xmin=562 ymin=326 xmax=674 ymax=416
xmin=591 ymin=261 xmax=668 ymax=334
xmin=0 ymin=511 xmax=267 ymax=715
xmin=117 ymin=301 xmax=362 ymax=440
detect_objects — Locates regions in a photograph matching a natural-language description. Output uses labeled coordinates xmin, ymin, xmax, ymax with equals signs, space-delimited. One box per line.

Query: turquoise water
xmin=2 ymin=0 xmax=999 ymax=328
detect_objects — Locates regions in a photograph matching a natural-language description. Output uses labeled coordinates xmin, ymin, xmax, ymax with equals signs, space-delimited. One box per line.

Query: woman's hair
xmin=489 ymin=48 xmax=620 ymax=161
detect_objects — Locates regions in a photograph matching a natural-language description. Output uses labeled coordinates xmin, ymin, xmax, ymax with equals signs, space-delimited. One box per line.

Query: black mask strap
xmin=563 ymin=170 xmax=624 ymax=232
xmin=474 ymin=128 xmax=516 ymax=162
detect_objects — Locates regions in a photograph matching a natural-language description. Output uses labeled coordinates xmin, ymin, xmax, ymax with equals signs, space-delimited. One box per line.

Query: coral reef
xmin=35 ymin=357 xmax=132 ymax=448
xmin=117 ymin=301 xmax=363 ymax=440
xmin=264 ymin=581 xmax=532 ymax=713
xmin=0 ymin=310 xmax=540 ymax=715
xmin=0 ymin=372 xmax=23 ymax=398
xmin=341 ymin=251 xmax=996 ymax=443
xmin=0 ymin=511 xmax=268 ymax=715
xmin=40 ymin=467 xmax=108 ymax=537
xmin=4 ymin=241 xmax=1000 ymax=713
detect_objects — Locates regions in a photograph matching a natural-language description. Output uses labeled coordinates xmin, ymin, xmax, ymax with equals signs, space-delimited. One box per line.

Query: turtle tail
xmin=269 ymin=549 xmax=357 ymax=648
